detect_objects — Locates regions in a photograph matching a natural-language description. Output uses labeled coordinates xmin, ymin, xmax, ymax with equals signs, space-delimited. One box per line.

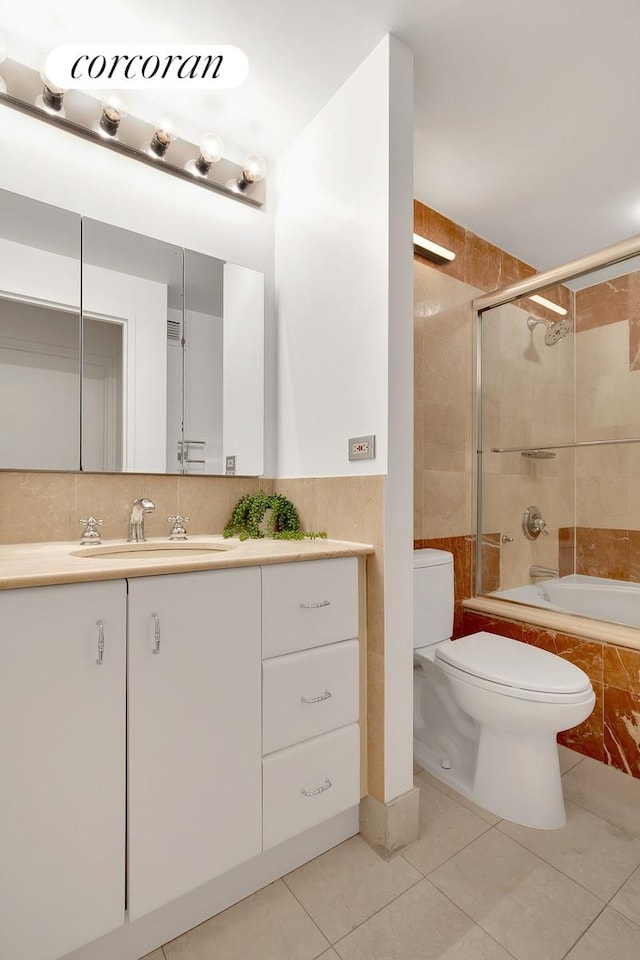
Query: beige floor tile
xmin=559 ymin=745 xmax=585 ymax=774
xmin=498 ymin=799 xmax=640 ymax=900
xmin=318 ymin=952 xmax=340 ymax=959
xmin=404 ymin=778 xmax=492 ymax=876
xmin=414 ymin=768 xmax=501 ymax=825
xmin=284 ymin=835 xmax=421 ymax=943
xmin=141 ymin=952 xmax=165 ymax=960
xmin=611 ymin=865 xmax=640 ymax=925
xmin=334 ymin=879 xmax=512 ymax=960
xmin=429 ymin=829 xmax=603 ymax=960
xmin=564 ymin=907 xmax=640 ymax=959
xmin=562 ymin=757 xmax=640 ymax=838
xmin=163 ymin=880 xmax=328 ymax=960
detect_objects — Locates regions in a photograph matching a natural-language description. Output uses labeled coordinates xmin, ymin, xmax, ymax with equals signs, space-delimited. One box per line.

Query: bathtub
xmin=491 ymin=574 xmax=640 ymax=630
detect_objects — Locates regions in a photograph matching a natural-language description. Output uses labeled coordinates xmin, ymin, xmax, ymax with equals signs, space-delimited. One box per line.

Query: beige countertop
xmin=0 ymin=536 xmax=374 ymax=590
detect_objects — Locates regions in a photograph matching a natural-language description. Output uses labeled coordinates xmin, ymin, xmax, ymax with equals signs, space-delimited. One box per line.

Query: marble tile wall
xmin=0 ymin=471 xmax=265 ymax=544
xmin=461 ymin=608 xmax=640 ymax=781
xmin=558 ymin=526 xmax=640 ymax=582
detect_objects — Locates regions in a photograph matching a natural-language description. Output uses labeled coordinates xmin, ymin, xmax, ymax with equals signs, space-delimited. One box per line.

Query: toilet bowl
xmin=413 ymin=550 xmax=596 ymax=829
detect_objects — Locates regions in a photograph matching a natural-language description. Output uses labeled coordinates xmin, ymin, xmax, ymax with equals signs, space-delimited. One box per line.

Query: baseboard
xmin=359 ymin=787 xmax=420 ymax=859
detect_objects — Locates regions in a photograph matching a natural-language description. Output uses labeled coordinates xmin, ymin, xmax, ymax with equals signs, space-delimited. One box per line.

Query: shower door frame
xmin=473 ymin=232 xmax=640 ymax=596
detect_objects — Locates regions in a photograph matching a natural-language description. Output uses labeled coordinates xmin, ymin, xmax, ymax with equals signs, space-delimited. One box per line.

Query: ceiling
xmin=4 ymin=0 xmax=640 ymax=272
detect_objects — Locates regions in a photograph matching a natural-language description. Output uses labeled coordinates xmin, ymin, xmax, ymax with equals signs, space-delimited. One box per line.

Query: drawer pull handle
xmin=299 ymin=600 xmax=331 ymax=609
xmin=301 ymin=778 xmax=332 ymax=798
xmin=301 ymin=689 xmax=332 ymax=704
xmin=151 ymin=612 xmax=161 ymax=654
xmin=95 ymin=620 xmax=105 ymax=665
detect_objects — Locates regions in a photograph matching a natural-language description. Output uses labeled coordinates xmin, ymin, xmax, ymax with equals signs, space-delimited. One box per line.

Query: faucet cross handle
xmin=79 ymin=517 xmax=103 ymax=545
xmin=168 ymin=515 xmax=191 ymax=541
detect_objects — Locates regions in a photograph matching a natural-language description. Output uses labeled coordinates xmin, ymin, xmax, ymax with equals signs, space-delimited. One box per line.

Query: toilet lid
xmin=435 ymin=632 xmax=592 ymax=694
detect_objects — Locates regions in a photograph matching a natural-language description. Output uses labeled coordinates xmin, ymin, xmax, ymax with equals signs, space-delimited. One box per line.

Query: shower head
xmin=526 ymin=314 xmax=572 ymax=346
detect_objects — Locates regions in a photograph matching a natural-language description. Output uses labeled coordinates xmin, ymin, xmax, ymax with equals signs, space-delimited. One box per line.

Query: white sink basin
xmin=71 ymin=541 xmax=234 ymax=560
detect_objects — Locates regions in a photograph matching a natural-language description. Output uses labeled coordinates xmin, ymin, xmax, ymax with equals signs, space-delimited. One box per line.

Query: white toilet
xmin=413 ymin=549 xmax=595 ymax=829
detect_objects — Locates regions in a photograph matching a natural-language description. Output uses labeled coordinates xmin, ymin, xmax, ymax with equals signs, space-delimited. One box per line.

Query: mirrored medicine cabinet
xmin=0 ymin=187 xmax=264 ymax=476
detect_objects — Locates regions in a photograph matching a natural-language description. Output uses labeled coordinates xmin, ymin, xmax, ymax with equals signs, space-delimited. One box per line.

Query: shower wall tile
xmin=559 ymin=527 xmax=576 ymax=577
xmin=575 ymin=527 xmax=630 ymax=580
xmin=630 ymin=532 xmax=640 ymax=583
xmin=575 ymin=271 xmax=640 ymax=333
xmin=558 ymin=680 xmax=604 ymax=762
xmin=460 ymin=610 xmax=523 ymax=641
xmin=464 ymin=231 xmax=501 ymax=290
xmin=630 ymin=318 xmax=640 ymax=371
xmin=604 ymin=686 xmax=640 ymax=778
xmin=604 ymin=646 xmax=640 ymax=697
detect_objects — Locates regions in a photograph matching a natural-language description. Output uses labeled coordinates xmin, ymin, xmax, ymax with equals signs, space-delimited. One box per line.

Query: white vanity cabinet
xmin=127 ymin=567 xmax=262 ymax=920
xmin=261 ymin=558 xmax=361 ymax=849
xmin=0 ymin=580 xmax=127 ymax=960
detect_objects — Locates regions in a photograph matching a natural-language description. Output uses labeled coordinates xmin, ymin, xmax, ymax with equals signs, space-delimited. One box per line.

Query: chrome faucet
xmin=128 ymin=498 xmax=155 ymax=542
xmin=529 ymin=564 xmax=559 ymax=581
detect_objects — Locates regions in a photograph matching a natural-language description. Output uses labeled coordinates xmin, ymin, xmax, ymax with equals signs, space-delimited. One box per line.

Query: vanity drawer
xmin=263 ymin=639 xmax=359 ymax=755
xmin=262 ymin=558 xmax=358 ymax=658
xmin=262 ymin=723 xmax=360 ymax=849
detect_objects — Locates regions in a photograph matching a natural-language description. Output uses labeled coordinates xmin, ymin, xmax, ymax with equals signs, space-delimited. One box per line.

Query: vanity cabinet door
xmin=128 ymin=567 xmax=262 ymax=921
xmin=0 ymin=580 xmax=126 ymax=960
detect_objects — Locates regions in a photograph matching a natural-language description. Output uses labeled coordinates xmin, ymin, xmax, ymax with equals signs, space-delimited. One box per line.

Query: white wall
xmin=275 ymin=39 xmax=392 ymax=478
xmin=274 ymin=35 xmax=415 ymax=802
xmin=0 ymin=105 xmax=277 ymax=475
xmin=383 ymin=38 xmax=415 ymax=803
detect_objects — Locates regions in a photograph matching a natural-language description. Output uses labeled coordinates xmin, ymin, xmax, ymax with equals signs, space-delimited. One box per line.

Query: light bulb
xmin=226 ymin=152 xmax=266 ymax=194
xmin=144 ymin=118 xmax=178 ymax=159
xmin=35 ymin=69 xmax=67 ymax=118
xmin=185 ymin=132 xmax=224 ymax=177
xmin=94 ymin=95 xmax=128 ymax=139
xmin=242 ymin=153 xmax=266 ymax=183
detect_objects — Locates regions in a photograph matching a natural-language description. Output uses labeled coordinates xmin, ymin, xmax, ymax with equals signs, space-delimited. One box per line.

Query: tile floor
xmin=144 ymin=747 xmax=640 ymax=960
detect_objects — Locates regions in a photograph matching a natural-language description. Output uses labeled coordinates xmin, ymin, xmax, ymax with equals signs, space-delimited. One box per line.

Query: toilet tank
xmin=414 ymin=549 xmax=454 ymax=648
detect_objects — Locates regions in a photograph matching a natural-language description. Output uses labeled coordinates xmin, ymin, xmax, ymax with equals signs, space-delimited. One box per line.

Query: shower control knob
xmin=522 ymin=506 xmax=549 ymax=540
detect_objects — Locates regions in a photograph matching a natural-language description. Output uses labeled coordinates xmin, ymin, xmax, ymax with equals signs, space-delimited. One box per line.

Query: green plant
xmin=223 ymin=492 xmax=327 ymax=541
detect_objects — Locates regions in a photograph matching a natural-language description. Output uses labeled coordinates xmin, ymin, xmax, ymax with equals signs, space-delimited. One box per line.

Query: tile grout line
xmin=494 ymin=817 xmax=640 ymax=905
xmin=401 ymin=818 xmax=495 ymax=878
xmin=283 ymin=864 xmax=427 ymax=952
xmin=558 ymin=901 xmax=610 ymax=960
xmin=559 ymin=789 xmax=640 ymax=841
xmin=421 ymin=874 xmax=520 ymax=960
xmin=279 ymin=875 xmax=338 ymax=955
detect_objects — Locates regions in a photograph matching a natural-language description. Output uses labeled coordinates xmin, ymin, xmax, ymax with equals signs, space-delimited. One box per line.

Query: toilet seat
xmin=421 ymin=631 xmax=593 ymax=705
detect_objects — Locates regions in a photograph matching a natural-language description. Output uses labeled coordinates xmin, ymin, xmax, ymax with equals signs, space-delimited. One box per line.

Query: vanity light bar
xmin=529 ymin=294 xmax=568 ymax=316
xmin=0 ymin=56 xmax=265 ymax=208
xmin=413 ymin=233 xmax=456 ymax=263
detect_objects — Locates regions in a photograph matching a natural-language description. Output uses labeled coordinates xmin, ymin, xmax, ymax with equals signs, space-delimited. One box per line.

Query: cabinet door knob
xmin=95 ymin=620 xmax=105 ymax=665
xmin=300 ymin=689 xmax=332 ymax=704
xmin=151 ymin=613 xmax=161 ymax=654
xmin=301 ymin=778 xmax=332 ymax=798
xmin=299 ymin=600 xmax=331 ymax=609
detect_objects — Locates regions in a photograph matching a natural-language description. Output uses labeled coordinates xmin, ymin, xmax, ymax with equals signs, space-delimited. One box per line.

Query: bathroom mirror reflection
xmin=0 ymin=190 xmax=81 ymax=471
xmin=478 ymin=253 xmax=640 ymax=621
xmin=0 ymin=188 xmax=265 ymax=476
